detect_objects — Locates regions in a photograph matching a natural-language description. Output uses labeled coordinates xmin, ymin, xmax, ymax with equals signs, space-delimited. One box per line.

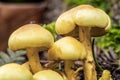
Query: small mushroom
xmin=99 ymin=70 xmax=113 ymax=80
xmin=8 ymin=24 xmax=54 ymax=73
xmin=0 ymin=63 xmax=33 ymax=80
xmin=48 ymin=36 xmax=86 ymax=80
xmin=33 ymin=69 xmax=64 ymax=80
xmin=55 ymin=5 xmax=111 ymax=80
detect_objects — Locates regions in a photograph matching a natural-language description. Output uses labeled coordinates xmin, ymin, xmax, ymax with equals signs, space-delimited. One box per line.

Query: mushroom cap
xmin=55 ymin=10 xmax=75 ymax=34
xmin=8 ymin=24 xmax=54 ymax=51
xmin=55 ymin=5 xmax=111 ymax=37
xmin=48 ymin=36 xmax=86 ymax=60
xmin=33 ymin=69 xmax=64 ymax=80
xmin=0 ymin=63 xmax=33 ymax=80
xmin=99 ymin=70 xmax=112 ymax=80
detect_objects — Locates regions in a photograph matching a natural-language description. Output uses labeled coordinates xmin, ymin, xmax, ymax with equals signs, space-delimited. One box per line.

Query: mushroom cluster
xmin=0 ymin=4 xmax=112 ymax=80
xmin=0 ymin=23 xmax=65 ymax=80
xmin=55 ymin=4 xmax=111 ymax=80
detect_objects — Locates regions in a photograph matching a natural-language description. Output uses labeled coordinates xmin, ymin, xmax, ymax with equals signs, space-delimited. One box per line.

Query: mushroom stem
xmin=64 ymin=60 xmax=76 ymax=80
xmin=27 ymin=47 xmax=42 ymax=74
xmin=79 ymin=27 xmax=97 ymax=80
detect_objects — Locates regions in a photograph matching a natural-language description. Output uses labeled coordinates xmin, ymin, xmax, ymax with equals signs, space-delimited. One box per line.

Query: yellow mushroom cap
xmin=8 ymin=24 xmax=54 ymax=51
xmin=55 ymin=10 xmax=75 ymax=34
xmin=99 ymin=70 xmax=112 ymax=80
xmin=55 ymin=5 xmax=111 ymax=37
xmin=33 ymin=69 xmax=64 ymax=80
xmin=0 ymin=63 xmax=33 ymax=80
xmin=48 ymin=36 xmax=86 ymax=60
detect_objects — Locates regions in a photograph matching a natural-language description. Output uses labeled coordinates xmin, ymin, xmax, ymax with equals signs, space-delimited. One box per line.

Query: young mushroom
xmin=48 ymin=36 xmax=86 ymax=80
xmin=8 ymin=24 xmax=54 ymax=74
xmin=55 ymin=5 xmax=111 ymax=80
xmin=99 ymin=70 xmax=113 ymax=80
xmin=0 ymin=63 xmax=33 ymax=80
xmin=33 ymin=69 xmax=65 ymax=80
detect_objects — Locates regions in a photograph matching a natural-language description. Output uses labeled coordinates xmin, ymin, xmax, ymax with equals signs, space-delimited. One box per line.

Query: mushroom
xmin=22 ymin=62 xmax=30 ymax=70
xmin=8 ymin=24 xmax=54 ymax=73
xmin=99 ymin=70 xmax=112 ymax=80
xmin=33 ymin=69 xmax=65 ymax=80
xmin=48 ymin=36 xmax=86 ymax=80
xmin=0 ymin=63 xmax=33 ymax=80
xmin=55 ymin=5 xmax=111 ymax=80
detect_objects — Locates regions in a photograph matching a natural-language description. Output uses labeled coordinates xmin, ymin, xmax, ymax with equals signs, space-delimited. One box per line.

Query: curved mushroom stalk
xmin=64 ymin=60 xmax=83 ymax=80
xmin=64 ymin=60 xmax=75 ymax=80
xmin=26 ymin=47 xmax=42 ymax=73
xmin=58 ymin=71 xmax=68 ymax=80
xmin=44 ymin=61 xmax=61 ymax=70
xmin=79 ymin=27 xmax=97 ymax=80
